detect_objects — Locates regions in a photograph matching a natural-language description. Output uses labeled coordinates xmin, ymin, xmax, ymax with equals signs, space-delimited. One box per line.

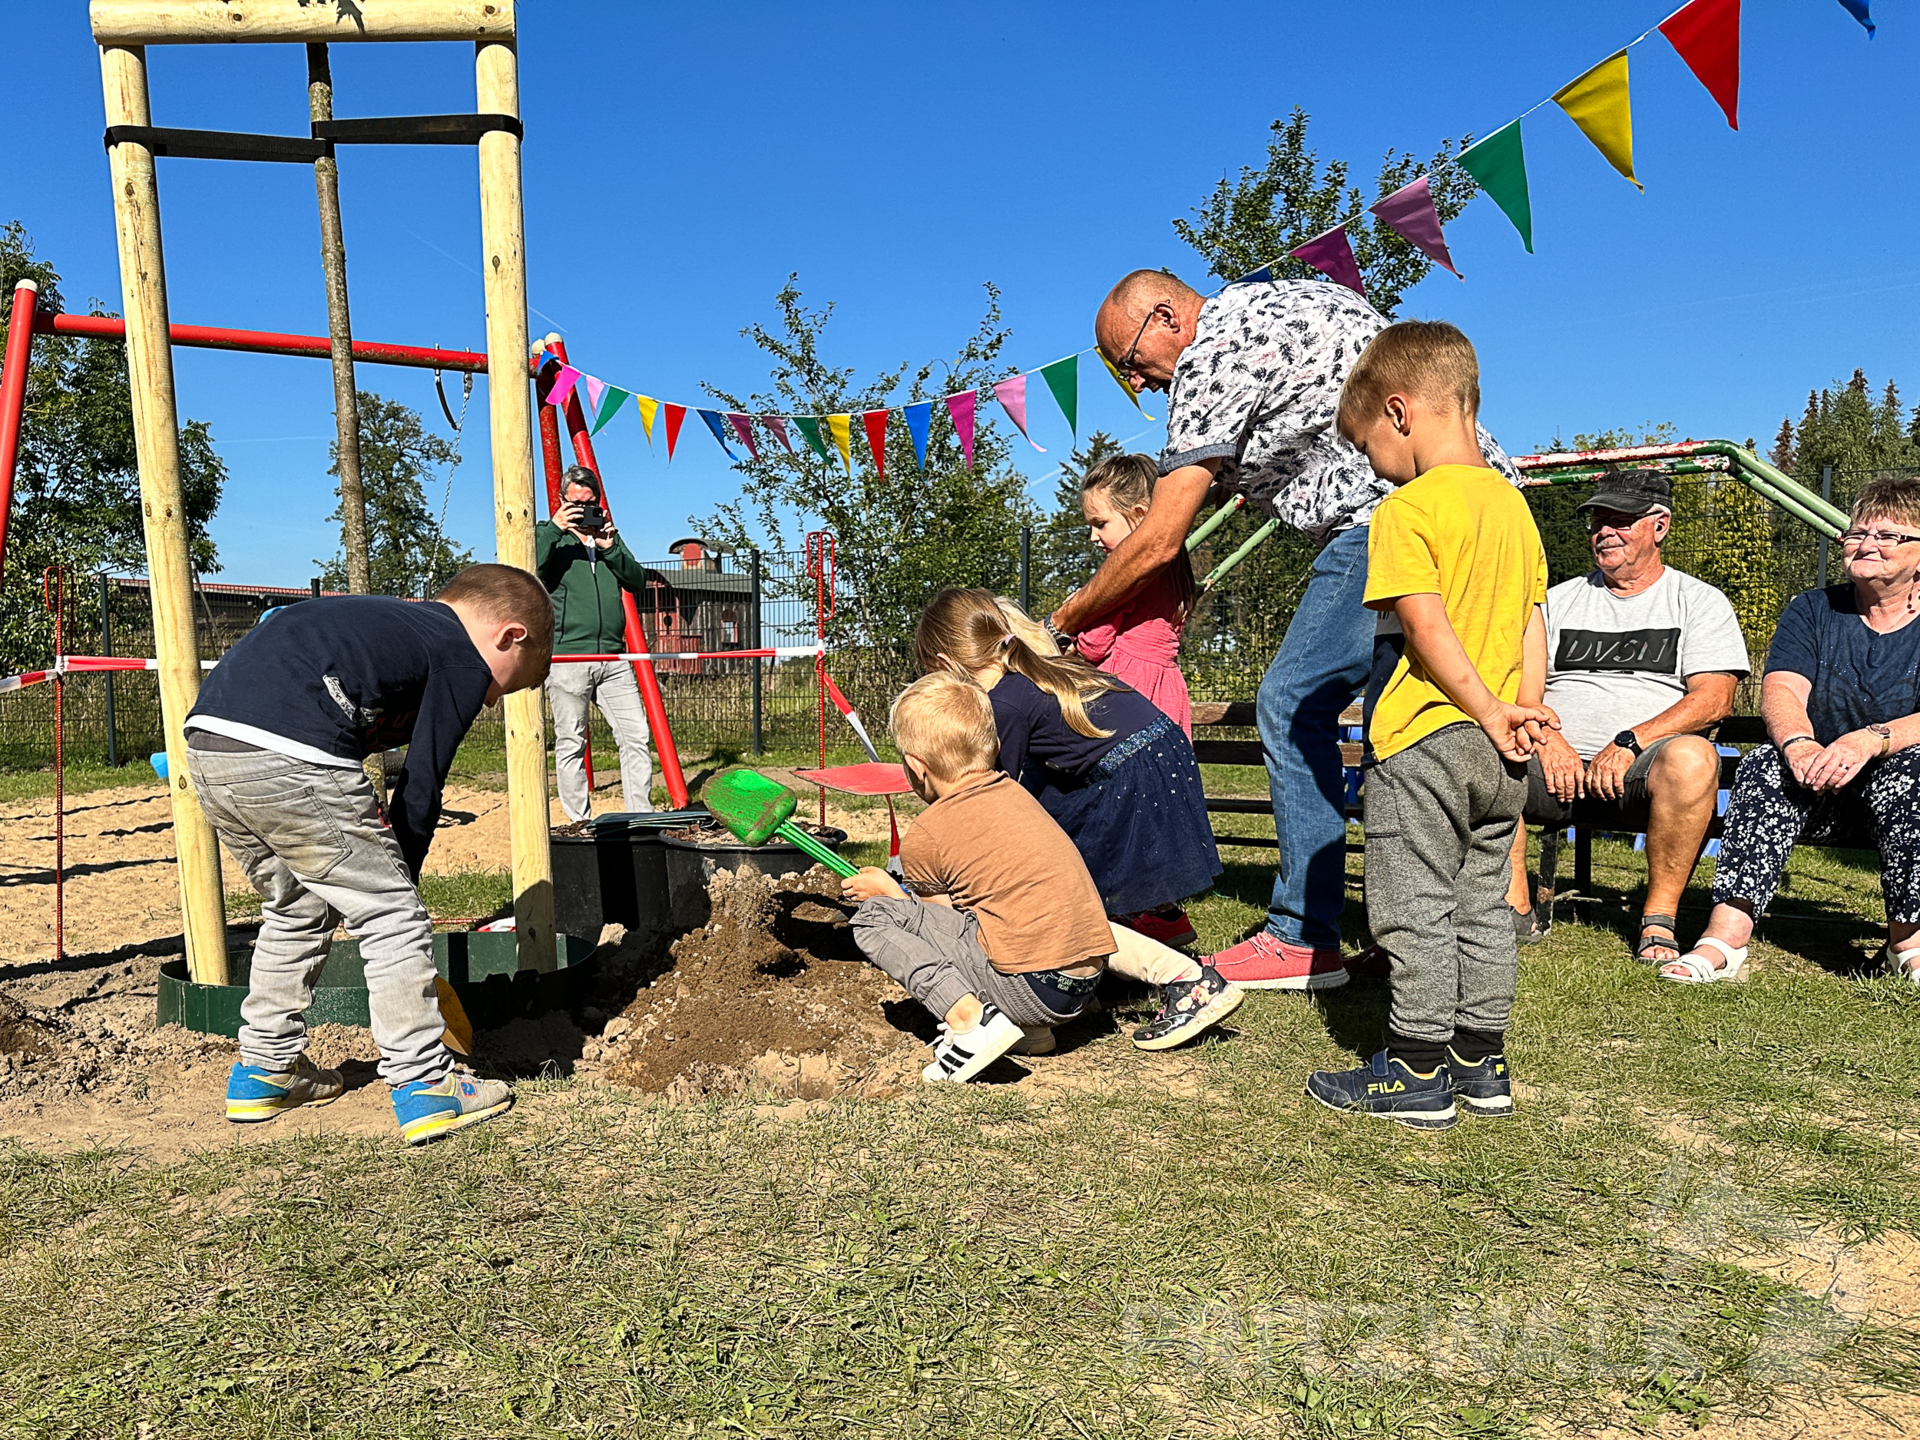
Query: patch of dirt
xmin=661 ymin=817 xmax=847 ymax=848
xmin=603 ymin=866 xmax=925 ymax=1100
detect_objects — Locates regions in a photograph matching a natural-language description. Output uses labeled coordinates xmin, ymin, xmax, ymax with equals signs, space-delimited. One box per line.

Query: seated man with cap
xmin=1509 ymin=470 xmax=1750 ymax=963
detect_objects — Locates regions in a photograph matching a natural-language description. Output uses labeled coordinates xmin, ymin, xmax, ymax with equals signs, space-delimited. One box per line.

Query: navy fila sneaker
xmin=1305 ymin=1050 xmax=1458 ymax=1130
xmin=1446 ymin=1046 xmax=1514 ymax=1117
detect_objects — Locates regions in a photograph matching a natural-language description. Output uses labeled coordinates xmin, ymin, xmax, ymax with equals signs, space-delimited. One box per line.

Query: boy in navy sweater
xmin=185 ymin=564 xmax=552 ymax=1145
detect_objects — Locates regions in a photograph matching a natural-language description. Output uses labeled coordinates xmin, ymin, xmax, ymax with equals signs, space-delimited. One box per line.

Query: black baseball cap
xmin=1576 ymin=469 xmax=1672 ymax=517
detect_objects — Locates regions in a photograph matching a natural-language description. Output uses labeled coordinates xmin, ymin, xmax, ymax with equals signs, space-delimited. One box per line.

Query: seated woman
xmin=1666 ymin=478 xmax=1920 ymax=985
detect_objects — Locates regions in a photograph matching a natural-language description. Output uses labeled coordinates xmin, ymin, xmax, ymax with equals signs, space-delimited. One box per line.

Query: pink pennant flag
xmin=1288 ymin=225 xmax=1365 ymax=296
xmin=727 ymin=412 xmax=760 ymax=461
xmin=582 ymin=375 xmax=607 ymax=414
xmin=992 ymin=374 xmax=1046 ymax=453
xmin=1369 ymin=176 xmax=1461 ymax=279
xmin=762 ymin=414 xmax=794 ymax=454
xmin=545 ymin=365 xmax=583 ymax=410
xmin=945 ymin=391 xmax=977 ymax=470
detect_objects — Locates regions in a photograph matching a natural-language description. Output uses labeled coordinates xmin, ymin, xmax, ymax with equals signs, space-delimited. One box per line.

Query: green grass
xmin=5 ymin=834 xmax=1917 ymax=1437
xmin=0 ymin=760 xmax=161 ymax=805
xmin=224 ymin=870 xmax=516 ymax=927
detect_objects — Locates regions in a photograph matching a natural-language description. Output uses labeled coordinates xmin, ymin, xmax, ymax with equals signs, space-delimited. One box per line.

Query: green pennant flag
xmin=1458 ymin=120 xmax=1534 ymax=254
xmin=588 ymin=386 xmax=630 ymax=436
xmin=792 ymin=415 xmax=830 ymax=461
xmin=1037 ymin=356 xmax=1078 ymax=436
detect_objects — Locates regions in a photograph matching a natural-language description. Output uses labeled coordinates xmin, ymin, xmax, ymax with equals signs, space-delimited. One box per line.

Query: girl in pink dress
xmin=1074 ymin=454 xmax=1198 ymax=737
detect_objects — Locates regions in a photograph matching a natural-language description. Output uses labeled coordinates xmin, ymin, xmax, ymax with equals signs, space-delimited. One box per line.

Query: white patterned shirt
xmin=1160 ymin=280 xmax=1517 ymax=542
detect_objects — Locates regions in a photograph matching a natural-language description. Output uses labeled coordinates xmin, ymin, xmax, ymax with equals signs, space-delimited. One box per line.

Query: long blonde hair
xmin=1081 ymin=452 xmax=1200 ymax=621
xmin=914 ymin=588 xmax=1121 ymax=739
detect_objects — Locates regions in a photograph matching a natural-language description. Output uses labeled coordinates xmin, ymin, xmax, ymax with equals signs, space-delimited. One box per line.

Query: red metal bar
xmin=35 ymin=312 xmax=537 ymax=375
xmin=0 ymin=281 xmax=41 ymax=576
xmin=1511 ymin=441 xmax=1718 ymax=471
xmin=548 ymin=339 xmax=690 ymax=810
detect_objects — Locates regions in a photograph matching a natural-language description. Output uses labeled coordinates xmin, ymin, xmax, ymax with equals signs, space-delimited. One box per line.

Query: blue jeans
xmin=1256 ymin=523 xmax=1374 ymax=949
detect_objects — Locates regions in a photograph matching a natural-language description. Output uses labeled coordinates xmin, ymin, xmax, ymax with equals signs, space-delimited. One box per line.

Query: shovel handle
xmin=776 ymin=821 xmax=858 ymax=878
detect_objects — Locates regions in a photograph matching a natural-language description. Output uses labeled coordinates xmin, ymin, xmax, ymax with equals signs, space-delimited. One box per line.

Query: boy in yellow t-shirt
xmin=1305 ymin=321 xmax=1554 ymax=1131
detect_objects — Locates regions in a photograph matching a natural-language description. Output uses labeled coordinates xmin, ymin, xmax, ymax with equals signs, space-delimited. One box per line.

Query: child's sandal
xmin=1660 ymin=935 xmax=1747 ymax=984
xmin=1634 ymin=913 xmax=1681 ymax=966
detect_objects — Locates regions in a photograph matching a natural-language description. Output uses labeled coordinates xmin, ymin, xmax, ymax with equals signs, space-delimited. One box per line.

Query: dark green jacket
xmin=535 ymin=521 xmax=650 ymax=654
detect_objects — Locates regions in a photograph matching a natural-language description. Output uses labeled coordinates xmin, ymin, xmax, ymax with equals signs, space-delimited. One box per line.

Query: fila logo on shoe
xmin=1367 ymin=1079 xmax=1407 ymax=1097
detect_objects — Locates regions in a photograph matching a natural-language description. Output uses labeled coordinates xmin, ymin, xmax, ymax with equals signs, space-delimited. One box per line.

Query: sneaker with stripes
xmin=922 ymin=1003 xmax=1023 ymax=1083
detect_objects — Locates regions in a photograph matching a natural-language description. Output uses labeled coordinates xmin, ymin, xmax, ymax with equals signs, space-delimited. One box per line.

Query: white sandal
xmin=1885 ymin=942 xmax=1920 ymax=987
xmin=1661 ymin=935 xmax=1748 ymax=984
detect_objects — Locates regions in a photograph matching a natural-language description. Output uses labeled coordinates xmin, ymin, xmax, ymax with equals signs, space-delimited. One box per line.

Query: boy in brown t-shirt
xmin=844 ymin=672 xmax=1243 ymax=1082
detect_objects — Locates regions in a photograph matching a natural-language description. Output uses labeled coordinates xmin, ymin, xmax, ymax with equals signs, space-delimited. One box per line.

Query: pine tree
xmin=1769 ymin=417 xmax=1795 ymax=472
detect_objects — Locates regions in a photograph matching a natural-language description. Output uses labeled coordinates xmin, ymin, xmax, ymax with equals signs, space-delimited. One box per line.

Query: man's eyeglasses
xmin=1586 ymin=511 xmax=1653 ymax=532
xmin=1840 ymin=528 xmax=1920 ymax=549
xmin=1107 ymin=304 xmax=1162 ymax=381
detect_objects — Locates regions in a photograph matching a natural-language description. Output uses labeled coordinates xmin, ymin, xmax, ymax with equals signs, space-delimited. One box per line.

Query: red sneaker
xmin=1117 ymin=909 xmax=1197 ymax=949
xmin=1206 ymin=932 xmax=1349 ymax=991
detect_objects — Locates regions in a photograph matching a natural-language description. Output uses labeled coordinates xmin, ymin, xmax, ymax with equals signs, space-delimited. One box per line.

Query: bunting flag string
xmin=533 ymin=0 xmax=1877 ymax=477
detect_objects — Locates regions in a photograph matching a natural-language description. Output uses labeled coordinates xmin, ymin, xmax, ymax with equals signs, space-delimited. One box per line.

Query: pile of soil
xmin=661 ymin=818 xmax=846 ymax=847
xmin=603 ymin=866 xmax=924 ymax=1100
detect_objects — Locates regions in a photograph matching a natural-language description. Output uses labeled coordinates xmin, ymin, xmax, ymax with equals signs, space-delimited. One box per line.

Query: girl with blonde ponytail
xmin=913 ymin=589 xmax=1220 ymax=937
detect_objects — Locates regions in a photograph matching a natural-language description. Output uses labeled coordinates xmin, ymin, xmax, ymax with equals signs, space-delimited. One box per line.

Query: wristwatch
xmin=1613 ymin=729 xmax=1643 ymax=757
xmin=1868 ymin=723 xmax=1893 ymax=756
xmin=1043 ymin=617 xmax=1074 ymax=652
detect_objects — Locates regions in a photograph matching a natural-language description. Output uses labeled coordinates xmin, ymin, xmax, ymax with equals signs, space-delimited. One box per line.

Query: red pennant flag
xmin=862 ymin=409 xmax=889 ymax=481
xmin=1660 ymin=0 xmax=1740 ymax=130
xmin=664 ymin=403 xmax=687 ymax=461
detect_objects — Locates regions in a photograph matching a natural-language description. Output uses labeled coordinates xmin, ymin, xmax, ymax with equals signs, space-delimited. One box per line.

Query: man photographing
xmin=536 ymin=465 xmax=656 ymax=819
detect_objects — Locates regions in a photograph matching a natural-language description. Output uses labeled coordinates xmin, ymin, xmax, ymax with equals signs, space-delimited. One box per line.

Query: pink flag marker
xmin=762 ymin=414 xmax=794 ymax=454
xmin=583 ymin=375 xmax=607 ymax=414
xmin=945 ymin=390 xmax=977 ymax=470
xmin=1369 ymin=176 xmax=1461 ymax=278
xmin=727 ymin=412 xmax=760 ymax=461
xmin=1288 ymin=226 xmax=1365 ymax=296
xmin=545 ymin=364 xmax=583 ymax=409
xmin=992 ymin=374 xmax=1046 ymax=453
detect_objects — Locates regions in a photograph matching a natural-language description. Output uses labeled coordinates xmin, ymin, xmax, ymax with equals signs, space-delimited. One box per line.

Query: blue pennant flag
xmin=902 ymin=401 xmax=932 ymax=473
xmin=695 ymin=408 xmax=738 ymax=460
xmin=1235 ymin=265 xmax=1273 ymax=285
xmin=1836 ymin=0 xmax=1874 ymax=35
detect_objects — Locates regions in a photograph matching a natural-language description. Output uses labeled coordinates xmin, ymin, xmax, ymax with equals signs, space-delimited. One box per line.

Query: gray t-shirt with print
xmin=1543 ymin=566 xmax=1751 ymax=760
xmin=1159 ymin=279 xmax=1519 ymax=542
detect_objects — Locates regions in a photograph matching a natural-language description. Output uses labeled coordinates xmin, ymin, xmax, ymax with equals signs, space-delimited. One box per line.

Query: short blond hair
xmin=435 ymin=563 xmax=555 ymax=659
xmin=1850 ymin=476 xmax=1920 ymax=533
xmin=1337 ymin=320 xmax=1481 ymax=441
xmin=889 ymin=672 xmax=999 ymax=782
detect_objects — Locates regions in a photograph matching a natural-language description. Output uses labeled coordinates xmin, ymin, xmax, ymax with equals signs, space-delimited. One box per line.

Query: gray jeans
xmin=548 ymin=660 xmax=654 ymax=821
xmin=187 ymin=746 xmax=451 ymax=1087
xmin=1364 ymin=724 xmax=1528 ymax=1045
xmin=851 ymin=896 xmax=1085 ymax=1028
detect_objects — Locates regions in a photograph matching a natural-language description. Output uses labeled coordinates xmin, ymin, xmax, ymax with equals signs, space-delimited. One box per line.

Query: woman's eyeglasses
xmin=1840 ymin=528 xmax=1920 ymax=549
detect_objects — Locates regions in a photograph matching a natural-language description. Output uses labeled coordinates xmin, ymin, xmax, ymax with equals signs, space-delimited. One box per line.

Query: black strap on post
xmin=103 ymin=125 xmax=331 ymax=164
xmin=312 ymin=114 xmax=524 ymax=146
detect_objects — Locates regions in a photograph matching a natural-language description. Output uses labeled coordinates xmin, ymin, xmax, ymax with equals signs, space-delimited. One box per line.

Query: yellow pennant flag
xmin=1097 ymin=349 xmax=1157 ymax=421
xmin=1554 ymin=50 xmax=1640 ymax=191
xmin=633 ymin=394 xmax=658 ymax=445
xmin=827 ymin=413 xmax=853 ymax=474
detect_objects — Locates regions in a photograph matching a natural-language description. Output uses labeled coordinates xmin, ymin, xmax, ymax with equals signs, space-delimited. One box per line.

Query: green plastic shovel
xmin=704 ymin=770 xmax=859 ymax=878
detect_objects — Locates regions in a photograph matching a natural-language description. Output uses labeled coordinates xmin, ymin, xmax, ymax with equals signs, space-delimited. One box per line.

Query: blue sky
xmin=4 ymin=2 xmax=1910 ymax=581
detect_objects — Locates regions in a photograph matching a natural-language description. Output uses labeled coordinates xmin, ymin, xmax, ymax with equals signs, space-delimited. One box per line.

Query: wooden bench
xmin=1190 ymin=700 xmax=1364 ymax=850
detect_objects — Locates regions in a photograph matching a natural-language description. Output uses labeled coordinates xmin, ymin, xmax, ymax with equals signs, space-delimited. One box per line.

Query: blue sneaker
xmin=226 ymin=1057 xmax=344 ymax=1123
xmin=1305 ymin=1051 xmax=1458 ymax=1130
xmin=1447 ymin=1046 xmax=1514 ymax=1118
xmin=391 ymin=1071 xmax=515 ymax=1146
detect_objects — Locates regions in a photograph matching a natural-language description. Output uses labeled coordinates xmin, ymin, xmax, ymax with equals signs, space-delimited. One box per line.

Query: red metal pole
xmin=43 ymin=566 xmax=65 ymax=965
xmin=0 ymin=281 xmax=41 ymax=577
xmin=36 ymin=312 xmax=530 ymax=375
xmin=547 ymin=340 xmax=690 ymax=810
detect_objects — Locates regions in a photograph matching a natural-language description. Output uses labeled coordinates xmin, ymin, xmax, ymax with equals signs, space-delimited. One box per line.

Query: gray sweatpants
xmin=1364 ymin=723 xmax=1527 ymax=1045
xmin=852 ymin=896 xmax=1086 ymax=1028
xmin=187 ymin=745 xmax=451 ymax=1087
xmin=549 ymin=659 xmax=654 ymax=822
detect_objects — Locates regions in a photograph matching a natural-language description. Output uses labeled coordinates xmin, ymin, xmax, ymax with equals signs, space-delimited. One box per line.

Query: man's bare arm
xmin=1050 ymin=460 xmax=1218 ymax=633
xmin=1619 ymin=672 xmax=1738 ymax=746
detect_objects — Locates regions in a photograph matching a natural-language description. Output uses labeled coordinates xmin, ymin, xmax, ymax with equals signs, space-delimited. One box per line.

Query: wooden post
xmin=97 ymin=43 xmax=228 ymax=984
xmin=474 ymin=35 xmax=554 ymax=973
xmin=89 ymin=1 xmax=515 ymax=45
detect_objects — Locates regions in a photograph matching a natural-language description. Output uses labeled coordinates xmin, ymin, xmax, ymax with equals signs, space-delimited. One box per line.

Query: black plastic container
xmin=550 ymin=809 xmax=705 ymax=954
xmin=662 ymin=822 xmax=849 ymax=929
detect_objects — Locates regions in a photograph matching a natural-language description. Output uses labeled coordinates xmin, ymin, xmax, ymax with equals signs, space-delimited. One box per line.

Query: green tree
xmin=316 ymin=390 xmax=470 ymax=597
xmin=697 ymin=277 xmax=1037 ymax=694
xmin=1173 ymin=107 xmax=1479 ymax=317
xmin=1027 ymin=430 xmax=1123 ymax=620
xmin=0 ymin=222 xmax=224 ymax=670
xmin=1773 ymin=370 xmax=1920 ymax=509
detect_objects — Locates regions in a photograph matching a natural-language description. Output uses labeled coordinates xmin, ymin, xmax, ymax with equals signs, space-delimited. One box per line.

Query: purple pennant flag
xmin=1288 ymin=226 xmax=1365 ymax=296
xmin=1369 ymin=176 xmax=1461 ymax=278
xmin=727 ymin=413 xmax=760 ymax=461
xmin=545 ymin=365 xmax=583 ymax=410
xmin=945 ymin=391 xmax=977 ymax=470
xmin=762 ymin=415 xmax=794 ymax=454
xmin=992 ymin=375 xmax=1046 ymax=453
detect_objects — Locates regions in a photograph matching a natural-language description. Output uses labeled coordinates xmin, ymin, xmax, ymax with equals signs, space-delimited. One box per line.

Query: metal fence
xmin=0 ymin=465 xmax=1907 ymax=772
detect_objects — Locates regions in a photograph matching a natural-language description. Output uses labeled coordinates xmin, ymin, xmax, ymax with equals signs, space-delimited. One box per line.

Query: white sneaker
xmin=922 ymin=1003 xmax=1023 ymax=1083
xmin=1010 ymin=1024 xmax=1056 ymax=1056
